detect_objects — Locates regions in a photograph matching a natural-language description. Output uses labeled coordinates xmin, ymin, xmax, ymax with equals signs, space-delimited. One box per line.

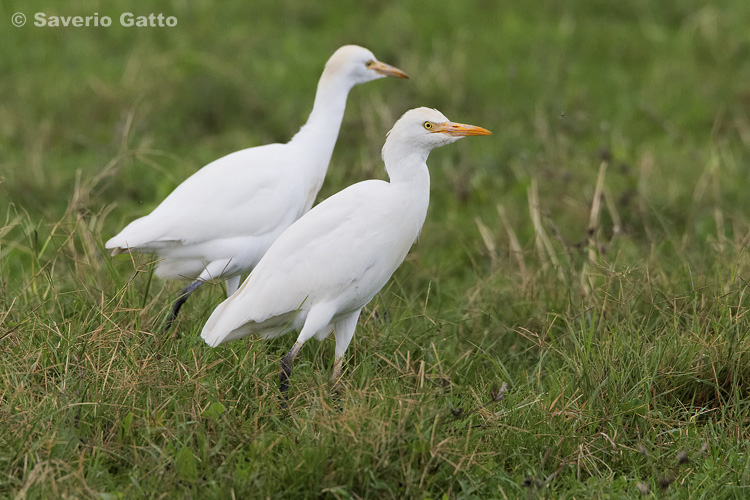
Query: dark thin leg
xmin=164 ymin=280 xmax=203 ymax=332
xmin=279 ymin=342 xmax=303 ymax=395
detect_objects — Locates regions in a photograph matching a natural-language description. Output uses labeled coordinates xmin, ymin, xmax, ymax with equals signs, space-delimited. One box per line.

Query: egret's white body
xmin=105 ymin=45 xmax=407 ymax=327
xmin=200 ymin=108 xmax=491 ymax=392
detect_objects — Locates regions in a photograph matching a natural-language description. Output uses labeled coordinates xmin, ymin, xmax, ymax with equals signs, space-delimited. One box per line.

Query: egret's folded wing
xmin=106 ymin=144 xmax=303 ymax=251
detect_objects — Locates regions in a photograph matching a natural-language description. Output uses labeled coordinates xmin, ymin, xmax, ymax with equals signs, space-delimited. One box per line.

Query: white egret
xmin=105 ymin=45 xmax=408 ymax=331
xmin=200 ymin=107 xmax=491 ymax=394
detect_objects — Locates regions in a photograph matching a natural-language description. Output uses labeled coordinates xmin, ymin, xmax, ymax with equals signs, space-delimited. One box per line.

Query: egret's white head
xmin=384 ymin=107 xmax=492 ymax=153
xmin=323 ymin=45 xmax=409 ymax=86
xmin=381 ymin=108 xmax=491 ymax=180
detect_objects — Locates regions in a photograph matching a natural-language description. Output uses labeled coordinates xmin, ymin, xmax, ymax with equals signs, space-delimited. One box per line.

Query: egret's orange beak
xmin=433 ymin=121 xmax=492 ymax=136
xmin=369 ymin=61 xmax=409 ymax=79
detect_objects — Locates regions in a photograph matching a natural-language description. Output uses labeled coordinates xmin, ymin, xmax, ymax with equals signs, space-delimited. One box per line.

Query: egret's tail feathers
xmin=200 ymin=297 xmax=236 ymax=346
xmin=105 ymin=234 xmax=129 ymax=255
xmin=201 ymin=322 xmax=256 ymax=347
xmin=201 ymin=307 xmax=298 ymax=347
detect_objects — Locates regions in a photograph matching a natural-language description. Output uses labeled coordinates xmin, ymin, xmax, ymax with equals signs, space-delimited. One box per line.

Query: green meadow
xmin=3 ymin=0 xmax=750 ymax=497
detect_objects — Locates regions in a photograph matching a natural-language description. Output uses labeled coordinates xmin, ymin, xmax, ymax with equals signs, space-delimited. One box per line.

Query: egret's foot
xmin=279 ymin=342 xmax=303 ymax=395
xmin=278 ymin=391 xmax=290 ymax=410
xmin=332 ymin=399 xmax=344 ymax=413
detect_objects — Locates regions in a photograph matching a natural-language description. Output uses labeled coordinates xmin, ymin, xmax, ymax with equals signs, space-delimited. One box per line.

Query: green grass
xmin=3 ymin=0 xmax=750 ymax=498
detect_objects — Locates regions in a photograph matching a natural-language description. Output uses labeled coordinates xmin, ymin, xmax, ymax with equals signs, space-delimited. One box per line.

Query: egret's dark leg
xmin=279 ymin=341 xmax=303 ymax=395
xmin=278 ymin=305 xmax=336 ymax=405
xmin=164 ymin=280 xmax=203 ymax=332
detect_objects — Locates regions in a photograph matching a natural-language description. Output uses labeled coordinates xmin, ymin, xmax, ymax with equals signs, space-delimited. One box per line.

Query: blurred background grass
xmin=2 ymin=0 xmax=750 ymax=498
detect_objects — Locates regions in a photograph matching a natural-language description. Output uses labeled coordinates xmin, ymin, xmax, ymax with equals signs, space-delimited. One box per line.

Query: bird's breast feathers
xmin=110 ymin=147 xmax=314 ymax=249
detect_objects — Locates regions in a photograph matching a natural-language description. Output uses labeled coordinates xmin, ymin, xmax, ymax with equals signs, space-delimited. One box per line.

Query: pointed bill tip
xmin=438 ymin=122 xmax=492 ymax=137
xmin=369 ymin=61 xmax=409 ymax=79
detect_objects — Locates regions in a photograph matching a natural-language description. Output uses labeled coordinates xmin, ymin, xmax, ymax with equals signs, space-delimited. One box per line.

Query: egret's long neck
xmin=382 ymin=138 xmax=431 ymax=187
xmin=290 ymin=72 xmax=352 ymax=175
xmin=382 ymin=139 xmax=432 ymax=234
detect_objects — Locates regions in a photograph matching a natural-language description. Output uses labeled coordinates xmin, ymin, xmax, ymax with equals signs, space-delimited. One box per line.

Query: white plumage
xmin=200 ymin=107 xmax=491 ymax=393
xmin=105 ymin=45 xmax=407 ymax=328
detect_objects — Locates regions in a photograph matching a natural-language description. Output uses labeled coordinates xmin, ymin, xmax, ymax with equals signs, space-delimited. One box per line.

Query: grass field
xmin=3 ymin=0 xmax=750 ymax=498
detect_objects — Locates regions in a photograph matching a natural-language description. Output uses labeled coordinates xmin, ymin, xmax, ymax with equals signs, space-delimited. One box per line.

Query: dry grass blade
xmin=475 ymin=216 xmax=497 ymax=266
xmin=527 ymin=178 xmax=562 ymax=279
xmin=497 ymin=203 xmax=529 ymax=285
xmin=581 ymin=161 xmax=607 ymax=296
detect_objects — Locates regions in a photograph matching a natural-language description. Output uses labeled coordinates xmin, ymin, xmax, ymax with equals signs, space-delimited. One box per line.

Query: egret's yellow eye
xmin=423 ymin=122 xmax=433 ymax=130
xmin=365 ymin=60 xmax=374 ymax=68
